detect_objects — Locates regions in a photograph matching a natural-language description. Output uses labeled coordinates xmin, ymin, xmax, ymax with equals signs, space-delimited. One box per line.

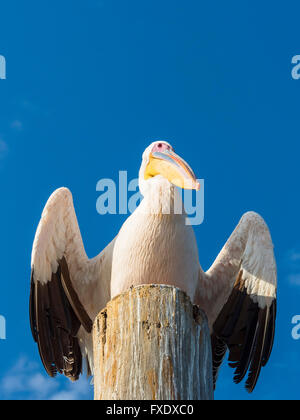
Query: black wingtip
xmin=30 ymin=260 xmax=84 ymax=382
xmin=212 ymin=270 xmax=276 ymax=393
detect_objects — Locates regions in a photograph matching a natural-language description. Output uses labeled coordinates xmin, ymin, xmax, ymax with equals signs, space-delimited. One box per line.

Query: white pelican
xmin=30 ymin=141 xmax=277 ymax=393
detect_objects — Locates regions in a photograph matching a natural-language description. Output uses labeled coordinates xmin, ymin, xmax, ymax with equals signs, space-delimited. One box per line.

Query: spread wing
xmin=30 ymin=188 xmax=111 ymax=381
xmin=197 ymin=212 xmax=277 ymax=393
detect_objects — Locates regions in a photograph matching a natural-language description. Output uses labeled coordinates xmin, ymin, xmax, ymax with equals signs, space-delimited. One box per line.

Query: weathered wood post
xmin=93 ymin=284 xmax=213 ymax=400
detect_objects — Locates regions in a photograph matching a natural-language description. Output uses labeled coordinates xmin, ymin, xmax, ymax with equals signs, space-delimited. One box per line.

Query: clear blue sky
xmin=0 ymin=0 xmax=299 ymax=400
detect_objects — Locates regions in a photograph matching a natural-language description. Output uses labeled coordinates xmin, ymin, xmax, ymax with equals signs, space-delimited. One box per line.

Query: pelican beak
xmin=145 ymin=149 xmax=200 ymax=190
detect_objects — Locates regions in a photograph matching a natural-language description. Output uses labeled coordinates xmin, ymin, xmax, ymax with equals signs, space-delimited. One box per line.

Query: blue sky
xmin=0 ymin=0 xmax=300 ymax=400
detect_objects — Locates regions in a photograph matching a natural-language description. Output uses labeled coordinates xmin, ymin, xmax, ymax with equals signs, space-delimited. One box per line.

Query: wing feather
xmin=31 ymin=262 xmax=84 ymax=380
xmin=60 ymin=257 xmax=92 ymax=333
xmin=30 ymin=188 xmax=95 ymax=381
xmin=198 ymin=212 xmax=277 ymax=392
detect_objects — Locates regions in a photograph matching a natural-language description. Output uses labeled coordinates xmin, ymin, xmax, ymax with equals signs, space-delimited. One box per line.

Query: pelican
xmin=30 ymin=141 xmax=277 ymax=393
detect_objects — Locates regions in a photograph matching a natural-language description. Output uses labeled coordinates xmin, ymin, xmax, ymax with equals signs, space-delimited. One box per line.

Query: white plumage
xmin=30 ymin=141 xmax=277 ymax=392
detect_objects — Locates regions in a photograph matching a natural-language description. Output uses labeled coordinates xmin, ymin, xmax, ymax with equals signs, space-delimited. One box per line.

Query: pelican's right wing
xmin=197 ymin=212 xmax=277 ymax=393
xmin=30 ymin=188 xmax=110 ymax=381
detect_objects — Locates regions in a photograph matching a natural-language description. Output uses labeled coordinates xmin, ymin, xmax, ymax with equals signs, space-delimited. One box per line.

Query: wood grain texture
xmin=93 ymin=284 xmax=213 ymax=400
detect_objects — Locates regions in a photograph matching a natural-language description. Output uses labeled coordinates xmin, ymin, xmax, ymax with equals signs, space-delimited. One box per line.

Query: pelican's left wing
xmin=30 ymin=188 xmax=96 ymax=381
xmin=197 ymin=212 xmax=277 ymax=393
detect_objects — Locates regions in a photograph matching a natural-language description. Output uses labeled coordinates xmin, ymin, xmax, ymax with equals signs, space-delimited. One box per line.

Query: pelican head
xmin=139 ymin=141 xmax=200 ymax=196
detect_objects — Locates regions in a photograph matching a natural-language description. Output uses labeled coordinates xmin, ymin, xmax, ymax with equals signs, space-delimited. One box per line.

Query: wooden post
xmin=93 ymin=284 xmax=213 ymax=400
